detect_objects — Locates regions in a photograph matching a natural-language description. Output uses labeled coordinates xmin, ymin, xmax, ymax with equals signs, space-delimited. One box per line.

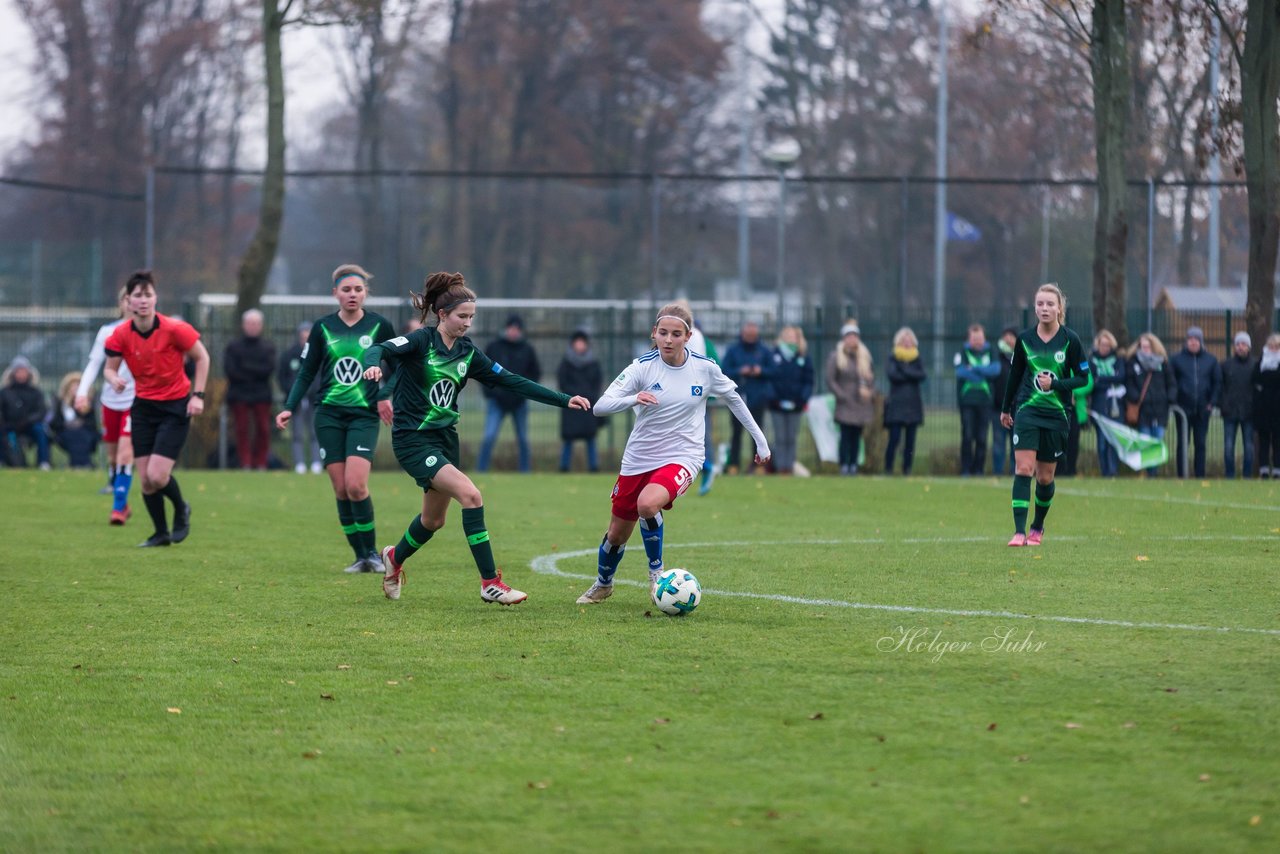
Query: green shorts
xmin=1011 ymin=412 xmax=1068 ymax=463
xmin=314 ymin=405 xmax=381 ymax=465
xmin=392 ymin=428 xmax=460 ymax=491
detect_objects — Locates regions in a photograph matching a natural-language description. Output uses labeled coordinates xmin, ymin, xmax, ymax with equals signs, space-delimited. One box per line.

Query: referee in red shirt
xmin=103 ymin=270 xmax=211 ymax=547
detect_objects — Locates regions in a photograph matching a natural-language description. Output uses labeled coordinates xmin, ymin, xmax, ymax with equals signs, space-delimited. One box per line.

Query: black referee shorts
xmin=130 ymin=397 xmax=191 ymax=460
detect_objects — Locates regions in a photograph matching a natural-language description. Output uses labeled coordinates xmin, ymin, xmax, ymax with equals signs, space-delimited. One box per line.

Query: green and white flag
xmin=1092 ymin=413 xmax=1169 ymax=470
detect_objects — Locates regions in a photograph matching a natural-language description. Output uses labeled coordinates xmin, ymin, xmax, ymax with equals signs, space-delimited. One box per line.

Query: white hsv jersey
xmin=595 ymin=349 xmax=769 ymax=476
xmin=77 ymin=319 xmax=135 ymax=411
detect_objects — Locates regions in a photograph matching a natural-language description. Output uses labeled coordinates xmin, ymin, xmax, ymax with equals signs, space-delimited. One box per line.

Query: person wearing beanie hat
xmin=1170 ymin=325 xmax=1221 ymax=478
xmin=1220 ymin=329 xmax=1257 ymax=478
xmin=1 ymin=355 xmax=52 ymax=469
xmin=477 ymin=312 xmax=542 ymax=472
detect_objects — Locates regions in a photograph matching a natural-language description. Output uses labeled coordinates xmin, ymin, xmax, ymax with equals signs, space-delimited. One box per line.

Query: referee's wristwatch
xmin=192 ymin=391 xmax=206 ymax=399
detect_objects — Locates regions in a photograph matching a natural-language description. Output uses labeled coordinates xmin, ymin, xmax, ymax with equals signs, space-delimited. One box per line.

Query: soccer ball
xmin=651 ymin=569 xmax=701 ymax=616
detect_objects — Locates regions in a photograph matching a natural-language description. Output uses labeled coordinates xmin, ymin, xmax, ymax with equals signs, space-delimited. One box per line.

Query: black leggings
xmin=839 ymin=424 xmax=863 ymax=469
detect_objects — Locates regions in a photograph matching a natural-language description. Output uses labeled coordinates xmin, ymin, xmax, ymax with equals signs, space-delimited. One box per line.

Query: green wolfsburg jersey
xmin=1000 ymin=325 xmax=1090 ymax=429
xmin=364 ymin=325 xmax=570 ymax=433
xmin=284 ymin=311 xmax=397 ymax=412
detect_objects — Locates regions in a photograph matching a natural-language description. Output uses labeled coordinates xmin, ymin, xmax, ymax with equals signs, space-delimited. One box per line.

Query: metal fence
xmin=0 ymin=295 xmax=1268 ymax=477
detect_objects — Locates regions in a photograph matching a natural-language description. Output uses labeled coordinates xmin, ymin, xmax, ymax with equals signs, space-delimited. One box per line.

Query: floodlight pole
xmin=932 ymin=0 xmax=949 ymax=381
xmin=145 ymin=166 xmax=155 ymax=269
xmin=776 ymin=165 xmax=787 ymax=326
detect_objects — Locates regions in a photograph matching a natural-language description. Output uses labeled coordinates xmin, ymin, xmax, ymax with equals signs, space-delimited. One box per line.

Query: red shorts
xmin=610 ymin=463 xmax=696 ymax=521
xmin=101 ymin=405 xmax=132 ymax=443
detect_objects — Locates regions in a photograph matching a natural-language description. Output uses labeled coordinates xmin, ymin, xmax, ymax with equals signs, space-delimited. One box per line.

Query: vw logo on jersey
xmin=359 ymin=334 xmax=374 ymax=349
xmin=429 ymin=379 xmax=456 ymax=409
xmin=333 ymin=357 xmax=363 ymax=386
xmin=1054 ymin=351 xmax=1066 ymax=363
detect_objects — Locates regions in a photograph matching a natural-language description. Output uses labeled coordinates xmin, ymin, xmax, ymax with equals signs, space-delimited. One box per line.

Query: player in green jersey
xmin=361 ymin=271 xmax=592 ymax=605
xmin=276 ymin=264 xmax=397 ymax=573
xmin=999 ymin=283 xmax=1090 ymax=547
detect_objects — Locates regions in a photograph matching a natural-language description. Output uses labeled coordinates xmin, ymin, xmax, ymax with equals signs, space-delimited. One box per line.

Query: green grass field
xmin=2 ymin=470 xmax=1278 ymax=852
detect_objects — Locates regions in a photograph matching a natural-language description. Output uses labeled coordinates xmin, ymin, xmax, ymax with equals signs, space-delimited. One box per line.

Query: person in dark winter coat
xmin=1126 ymin=332 xmax=1177 ymax=476
xmin=277 ymin=321 xmax=323 ymax=473
xmin=1087 ymin=330 xmax=1127 ymax=477
xmin=883 ymin=326 xmax=925 ymax=475
xmin=767 ymin=325 xmax=814 ymax=475
xmin=557 ymin=330 xmax=603 ymax=472
xmin=477 ymin=314 xmax=542 ymax=472
xmin=1 ymin=356 xmax=51 ymax=469
xmin=50 ymin=371 xmax=99 ymax=468
xmin=224 ymin=308 xmax=278 ymax=470
xmin=1253 ymin=333 xmax=1280 ymax=479
xmin=1220 ymin=331 xmax=1256 ymax=478
xmin=1169 ymin=326 xmax=1221 ymax=479
xmin=720 ymin=321 xmax=775 ymax=474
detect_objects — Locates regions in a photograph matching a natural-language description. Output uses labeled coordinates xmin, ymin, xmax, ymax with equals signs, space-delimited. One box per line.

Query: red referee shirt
xmin=104 ymin=313 xmax=201 ymax=401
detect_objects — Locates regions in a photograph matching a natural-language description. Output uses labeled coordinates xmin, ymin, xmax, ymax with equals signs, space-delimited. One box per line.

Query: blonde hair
xmin=1036 ymin=283 xmax=1067 ymax=325
xmin=1266 ymin=333 xmax=1280 ymax=350
xmin=59 ymin=372 xmax=82 ymax=404
xmin=777 ymin=325 xmax=807 ymax=356
xmin=892 ymin=326 xmax=918 ymax=349
xmin=1128 ymin=332 xmax=1168 ymax=359
xmin=1094 ymin=329 xmax=1117 ymax=352
xmin=836 ymin=321 xmax=873 ymax=380
xmin=332 ymin=263 xmax=373 ymax=287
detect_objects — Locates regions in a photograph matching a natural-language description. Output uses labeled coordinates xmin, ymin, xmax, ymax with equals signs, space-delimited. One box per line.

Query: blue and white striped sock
xmin=597 ymin=536 xmax=625 ymax=585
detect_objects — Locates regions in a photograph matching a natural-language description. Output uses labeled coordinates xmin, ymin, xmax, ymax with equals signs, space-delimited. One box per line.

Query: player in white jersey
xmin=576 ymin=303 xmax=770 ymax=604
xmin=75 ymin=289 xmax=136 ymax=525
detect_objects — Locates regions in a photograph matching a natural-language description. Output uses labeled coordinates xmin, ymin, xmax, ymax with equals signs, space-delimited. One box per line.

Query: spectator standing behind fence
xmin=1169 ymin=326 xmax=1221 ymax=479
xmin=954 ymin=324 xmax=999 ymax=476
xmin=1 ymin=356 xmax=52 ymax=470
xmin=476 ymin=314 xmax=541 ymax=473
xmin=883 ymin=326 xmax=925 ymax=476
xmin=990 ymin=327 xmax=1017 ymax=476
xmin=1088 ymin=330 xmax=1126 ymax=478
xmin=767 ymin=325 xmax=813 ymax=476
xmin=557 ymin=330 xmax=603 ymax=472
xmin=224 ymin=308 xmax=277 ymax=470
xmin=720 ymin=321 xmax=775 ymax=475
xmin=51 ymin=372 xmax=98 ymax=468
xmin=1220 ymin=331 xmax=1256 ymax=479
xmin=1126 ymin=332 xmax=1177 ymax=477
xmin=1253 ymin=334 xmax=1280 ymax=479
xmin=825 ymin=320 xmax=874 ymax=476
xmin=278 ymin=322 xmax=323 ymax=474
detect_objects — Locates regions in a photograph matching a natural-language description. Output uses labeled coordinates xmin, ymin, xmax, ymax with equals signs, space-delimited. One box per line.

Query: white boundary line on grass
xmin=529 ymin=538 xmax=1280 ymax=637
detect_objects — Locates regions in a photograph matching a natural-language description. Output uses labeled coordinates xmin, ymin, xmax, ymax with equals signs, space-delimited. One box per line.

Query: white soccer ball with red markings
xmin=652 ymin=569 xmax=701 ymax=616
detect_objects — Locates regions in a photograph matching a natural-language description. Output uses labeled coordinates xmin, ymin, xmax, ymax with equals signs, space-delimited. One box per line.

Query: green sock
xmin=1032 ymin=481 xmax=1055 ymax=530
xmin=351 ymin=496 xmax=376 ymax=557
xmin=336 ymin=499 xmax=361 ymax=559
xmin=393 ymin=515 xmax=434 ymax=566
xmin=462 ymin=506 xmax=497 ymax=580
xmin=1012 ymin=475 xmax=1031 ymax=534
